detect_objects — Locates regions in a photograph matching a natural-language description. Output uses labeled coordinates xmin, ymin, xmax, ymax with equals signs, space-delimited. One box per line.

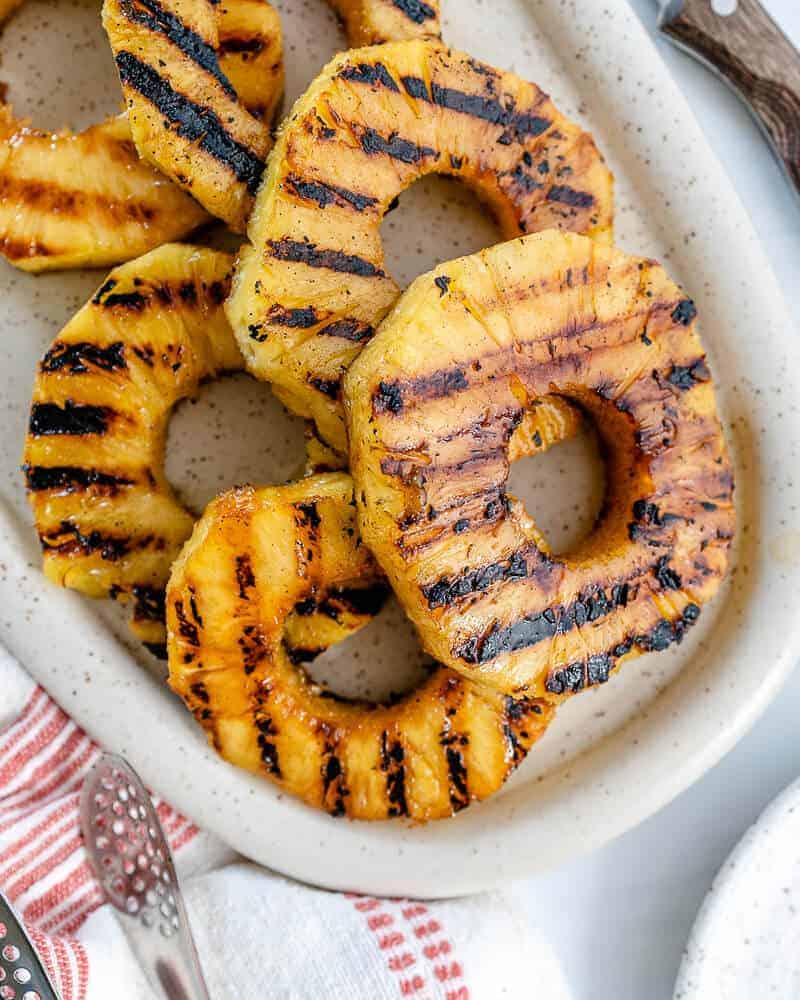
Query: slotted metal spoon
xmin=0 ymin=891 xmax=60 ymax=1000
xmin=79 ymin=754 xmax=210 ymax=1000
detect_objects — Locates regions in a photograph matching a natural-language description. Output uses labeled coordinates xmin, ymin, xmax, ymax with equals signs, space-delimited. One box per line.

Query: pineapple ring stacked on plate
xmin=0 ymin=0 xmax=284 ymax=271
xmin=102 ymin=0 xmax=283 ymax=232
xmin=345 ymin=231 xmax=735 ymax=696
xmin=226 ymin=39 xmax=614 ymax=455
xmin=166 ymin=472 xmax=553 ymax=821
xmin=22 ymin=245 xmax=242 ymax=655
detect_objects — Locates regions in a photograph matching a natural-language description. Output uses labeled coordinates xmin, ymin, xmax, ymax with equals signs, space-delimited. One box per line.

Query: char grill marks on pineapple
xmin=166 ymin=474 xmax=554 ymax=821
xmin=327 ymin=0 xmax=441 ymax=45
xmin=22 ymin=244 xmax=244 ymax=653
xmin=344 ymin=231 xmax=735 ymax=696
xmin=103 ymin=0 xmax=281 ymax=230
xmin=225 ymin=39 xmax=613 ymax=456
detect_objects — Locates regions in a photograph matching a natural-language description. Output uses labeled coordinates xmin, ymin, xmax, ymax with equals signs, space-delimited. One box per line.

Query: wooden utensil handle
xmin=660 ymin=0 xmax=800 ymax=197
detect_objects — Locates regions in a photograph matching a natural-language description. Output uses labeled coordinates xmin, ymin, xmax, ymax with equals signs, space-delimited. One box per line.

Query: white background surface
xmin=515 ymin=3 xmax=800 ymax=998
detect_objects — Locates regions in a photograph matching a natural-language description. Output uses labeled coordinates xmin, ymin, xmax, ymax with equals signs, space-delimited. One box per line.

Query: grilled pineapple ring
xmin=345 ymin=231 xmax=735 ymax=695
xmin=22 ymin=244 xmax=245 ymax=655
xmin=0 ymin=109 xmax=209 ymax=273
xmin=167 ymin=473 xmax=554 ymax=821
xmin=226 ymin=39 xmax=613 ymax=455
xmin=103 ymin=0 xmax=283 ymax=232
xmin=0 ymin=0 xmax=282 ymax=271
xmin=329 ymin=0 xmax=441 ymax=45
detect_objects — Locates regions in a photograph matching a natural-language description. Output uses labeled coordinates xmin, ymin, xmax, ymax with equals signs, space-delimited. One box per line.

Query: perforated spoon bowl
xmin=79 ymin=753 xmax=210 ymax=1000
xmin=0 ymin=891 xmax=60 ymax=1000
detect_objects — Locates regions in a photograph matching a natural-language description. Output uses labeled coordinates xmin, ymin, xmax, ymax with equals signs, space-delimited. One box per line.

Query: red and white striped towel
xmin=0 ymin=648 xmax=571 ymax=1000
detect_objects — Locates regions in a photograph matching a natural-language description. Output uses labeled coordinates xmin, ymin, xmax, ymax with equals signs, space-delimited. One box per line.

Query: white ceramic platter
xmin=674 ymin=776 xmax=800 ymax=999
xmin=0 ymin=0 xmax=798 ymax=898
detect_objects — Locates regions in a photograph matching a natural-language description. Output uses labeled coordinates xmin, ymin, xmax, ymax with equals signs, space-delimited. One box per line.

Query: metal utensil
xmin=656 ymin=0 xmax=800 ymax=198
xmin=79 ymin=754 xmax=210 ymax=1000
xmin=0 ymin=890 xmax=61 ymax=1000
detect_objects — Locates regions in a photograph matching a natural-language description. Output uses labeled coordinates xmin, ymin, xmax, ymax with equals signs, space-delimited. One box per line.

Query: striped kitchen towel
xmin=0 ymin=648 xmax=572 ymax=999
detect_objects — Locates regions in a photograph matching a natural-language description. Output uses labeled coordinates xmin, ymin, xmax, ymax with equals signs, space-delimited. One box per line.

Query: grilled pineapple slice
xmin=22 ymin=244 xmax=243 ymax=654
xmin=226 ymin=40 xmax=612 ymax=454
xmin=0 ymin=109 xmax=209 ymax=272
xmin=345 ymin=231 xmax=735 ymax=695
xmin=217 ymin=0 xmax=284 ymax=123
xmin=167 ymin=473 xmax=554 ymax=820
xmin=328 ymin=0 xmax=441 ymax=45
xmin=103 ymin=0 xmax=281 ymax=231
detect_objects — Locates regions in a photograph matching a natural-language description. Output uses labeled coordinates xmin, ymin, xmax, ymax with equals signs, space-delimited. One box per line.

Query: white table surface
xmin=515 ymin=3 xmax=800 ymax=998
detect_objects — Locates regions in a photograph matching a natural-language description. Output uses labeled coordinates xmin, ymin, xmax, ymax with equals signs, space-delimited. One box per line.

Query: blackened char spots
xmin=308 ymin=376 xmax=341 ymax=399
xmin=41 ymin=341 xmax=126 ymax=374
xmin=23 ymin=465 xmax=133 ymax=494
xmin=434 ymin=275 xmax=451 ymax=297
xmin=665 ymin=359 xmax=711 ymax=391
xmin=267 ymin=305 xmax=319 ymax=328
xmin=391 ymin=0 xmax=437 ymax=24
xmin=174 ymin=598 xmax=200 ymax=647
xmin=671 ymin=299 xmax=697 ymax=326
xmin=118 ymin=0 xmax=236 ymax=98
xmin=131 ymin=584 xmax=166 ymax=622
xmin=445 ymin=746 xmax=469 ymax=811
xmin=654 ymin=556 xmax=682 ymax=591
xmin=256 ymin=717 xmax=281 ymax=776
xmin=373 ymin=381 xmax=404 ymax=415
xmin=115 ymin=52 xmax=264 ymax=194
xmin=267 ymin=238 xmax=385 ymax=278
xmin=285 ymin=174 xmax=379 ymax=212
xmin=40 ymin=520 xmax=131 ymax=562
xmin=425 ymin=81 xmax=551 ymax=144
xmin=239 ymin=624 xmax=267 ymax=675
xmin=99 ymin=290 xmax=148 ymax=310
xmin=423 ymin=550 xmax=529 ymax=609
xmin=29 ymin=402 xmax=112 ymax=437
xmin=546 ymin=653 xmax=612 ymax=695
xmin=339 ymin=62 xmax=399 ymax=91
xmin=359 ymin=128 xmax=438 ymax=166
xmin=236 ymin=553 xmax=256 ymax=598
xmin=295 ymin=501 xmax=321 ymax=529
xmin=455 ymin=583 xmax=631 ymax=665
xmin=380 ymin=732 xmax=408 ymax=817
xmin=371 ymin=367 xmax=468 ymax=417
xmin=546 ymin=185 xmax=594 ymax=208
xmin=318 ymin=319 xmax=374 ymax=343
xmin=401 ymin=75 xmax=429 ymax=100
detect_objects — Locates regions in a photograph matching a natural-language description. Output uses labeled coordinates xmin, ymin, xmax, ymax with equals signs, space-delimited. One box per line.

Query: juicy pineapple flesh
xmin=102 ymin=0 xmax=281 ymax=232
xmin=327 ymin=0 xmax=441 ymax=45
xmin=345 ymin=231 xmax=735 ymax=696
xmin=22 ymin=244 xmax=243 ymax=654
xmin=167 ymin=473 xmax=554 ymax=821
xmin=226 ymin=39 xmax=614 ymax=455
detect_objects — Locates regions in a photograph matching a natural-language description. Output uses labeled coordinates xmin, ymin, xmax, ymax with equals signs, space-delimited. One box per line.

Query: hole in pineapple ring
xmin=166 ymin=373 xmax=306 ymax=519
xmin=380 ymin=174 xmax=503 ymax=290
xmin=507 ymin=416 xmax=606 ymax=557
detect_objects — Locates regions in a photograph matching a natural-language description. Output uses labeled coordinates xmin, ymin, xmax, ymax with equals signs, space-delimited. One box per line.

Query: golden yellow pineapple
xmin=167 ymin=472 xmax=554 ymax=820
xmin=328 ymin=0 xmax=441 ymax=45
xmin=22 ymin=244 xmax=242 ymax=654
xmin=217 ymin=0 xmax=284 ymax=123
xmin=345 ymin=231 xmax=735 ymax=695
xmin=0 ymin=109 xmax=209 ymax=272
xmin=103 ymin=0 xmax=281 ymax=231
xmin=226 ymin=40 xmax=613 ymax=455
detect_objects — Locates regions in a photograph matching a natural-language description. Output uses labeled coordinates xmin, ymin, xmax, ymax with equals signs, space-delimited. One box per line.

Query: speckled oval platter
xmin=674 ymin=776 xmax=800 ymax=999
xmin=0 ymin=0 xmax=798 ymax=897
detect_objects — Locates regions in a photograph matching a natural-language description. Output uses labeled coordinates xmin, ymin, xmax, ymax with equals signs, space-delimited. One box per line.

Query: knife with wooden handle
xmin=657 ymin=0 xmax=800 ymax=199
